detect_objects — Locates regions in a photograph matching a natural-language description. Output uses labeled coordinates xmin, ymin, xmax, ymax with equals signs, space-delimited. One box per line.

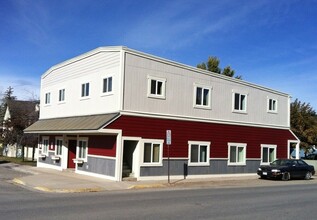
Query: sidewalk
xmin=6 ymin=163 xmax=314 ymax=193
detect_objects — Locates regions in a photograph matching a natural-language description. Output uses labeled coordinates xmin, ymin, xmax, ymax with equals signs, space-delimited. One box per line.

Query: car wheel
xmin=304 ymin=171 xmax=312 ymax=180
xmin=282 ymin=172 xmax=290 ymax=181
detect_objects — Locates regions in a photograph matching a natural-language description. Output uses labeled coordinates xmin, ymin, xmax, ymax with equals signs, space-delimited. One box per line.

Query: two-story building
xmin=25 ymin=46 xmax=299 ymax=181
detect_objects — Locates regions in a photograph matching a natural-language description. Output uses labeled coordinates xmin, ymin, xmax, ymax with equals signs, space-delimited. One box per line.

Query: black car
xmin=257 ymin=159 xmax=315 ymax=180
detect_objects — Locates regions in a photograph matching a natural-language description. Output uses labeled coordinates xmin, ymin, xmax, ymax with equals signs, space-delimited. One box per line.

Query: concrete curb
xmin=12 ymin=178 xmax=26 ymax=186
xmin=128 ymin=183 xmax=166 ymax=190
xmin=33 ymin=186 xmax=105 ymax=193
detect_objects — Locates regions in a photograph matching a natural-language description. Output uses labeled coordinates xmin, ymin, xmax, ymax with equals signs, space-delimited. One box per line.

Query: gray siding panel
xmin=38 ymin=152 xmax=61 ymax=167
xmin=140 ymin=159 xmax=260 ymax=177
xmin=77 ymin=156 xmax=116 ymax=177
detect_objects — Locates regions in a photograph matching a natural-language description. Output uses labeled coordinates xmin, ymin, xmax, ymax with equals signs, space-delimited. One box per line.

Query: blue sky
xmin=1 ymin=0 xmax=317 ymax=109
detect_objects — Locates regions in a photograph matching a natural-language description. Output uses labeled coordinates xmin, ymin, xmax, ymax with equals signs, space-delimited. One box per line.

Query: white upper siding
xmin=40 ymin=49 xmax=122 ymax=119
xmin=123 ymin=52 xmax=290 ymax=128
xmin=39 ymin=46 xmax=291 ymax=129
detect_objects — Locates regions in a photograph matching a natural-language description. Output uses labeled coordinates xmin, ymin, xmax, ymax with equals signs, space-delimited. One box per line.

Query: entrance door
xmin=68 ymin=140 xmax=77 ymax=169
xmin=122 ymin=140 xmax=138 ymax=178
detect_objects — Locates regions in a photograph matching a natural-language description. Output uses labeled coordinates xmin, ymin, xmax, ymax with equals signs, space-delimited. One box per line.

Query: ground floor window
xmin=42 ymin=137 xmax=49 ymax=156
xmin=188 ymin=141 xmax=210 ymax=166
xmin=261 ymin=144 xmax=276 ymax=165
xmin=228 ymin=143 xmax=246 ymax=165
xmin=142 ymin=139 xmax=163 ymax=166
xmin=55 ymin=138 xmax=63 ymax=156
xmin=77 ymin=138 xmax=88 ymax=161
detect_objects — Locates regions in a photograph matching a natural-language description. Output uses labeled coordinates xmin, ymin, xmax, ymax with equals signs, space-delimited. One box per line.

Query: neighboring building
xmin=2 ymin=100 xmax=39 ymax=159
xmin=25 ymin=46 xmax=299 ymax=181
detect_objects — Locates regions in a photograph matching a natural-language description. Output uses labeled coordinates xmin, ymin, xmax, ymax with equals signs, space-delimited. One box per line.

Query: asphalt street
xmin=1 ymin=163 xmax=317 ymax=220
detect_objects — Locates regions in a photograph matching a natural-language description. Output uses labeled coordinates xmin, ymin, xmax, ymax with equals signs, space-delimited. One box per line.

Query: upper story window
xmin=268 ymin=98 xmax=278 ymax=113
xmin=59 ymin=89 xmax=65 ymax=102
xmin=147 ymin=76 xmax=166 ymax=99
xmin=142 ymin=139 xmax=163 ymax=166
xmin=102 ymin=76 xmax=113 ymax=94
xmin=45 ymin=92 xmax=51 ymax=105
xmin=81 ymin=82 xmax=90 ymax=98
xmin=188 ymin=141 xmax=210 ymax=166
xmin=228 ymin=143 xmax=246 ymax=166
xmin=233 ymin=92 xmax=247 ymax=112
xmin=194 ymin=84 xmax=212 ymax=109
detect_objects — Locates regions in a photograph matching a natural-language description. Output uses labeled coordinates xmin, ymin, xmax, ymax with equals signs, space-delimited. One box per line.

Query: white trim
xmin=87 ymin=154 xmax=116 ymax=160
xmin=141 ymin=139 xmax=164 ymax=167
xmin=227 ymin=143 xmax=247 ymax=166
xmin=193 ymin=83 xmax=212 ymax=110
xmin=76 ymin=137 xmax=88 ymax=162
xmin=147 ymin=75 xmax=167 ymax=100
xmin=162 ymin=157 xmax=188 ymax=160
xmin=41 ymin=136 xmax=49 ymax=156
xmin=115 ymin=130 xmax=123 ymax=181
xmin=137 ymin=173 xmax=257 ymax=181
xmin=120 ymin=110 xmax=291 ymax=130
xmin=260 ymin=144 xmax=277 ymax=165
xmin=188 ymin=141 xmax=211 ymax=166
xmin=100 ymin=74 xmax=114 ymax=96
xmin=37 ymin=161 xmax=63 ymax=171
xmin=76 ymin=169 xmax=117 ymax=181
xmin=55 ymin=136 xmax=63 ymax=156
xmin=267 ymin=97 xmax=278 ymax=114
xmin=232 ymin=91 xmax=248 ymax=114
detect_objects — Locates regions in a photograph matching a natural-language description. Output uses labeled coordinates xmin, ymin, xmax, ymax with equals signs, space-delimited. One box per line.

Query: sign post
xmin=166 ymin=130 xmax=171 ymax=184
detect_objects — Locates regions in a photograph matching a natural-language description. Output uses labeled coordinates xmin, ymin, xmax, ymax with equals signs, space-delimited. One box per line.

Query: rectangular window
xmin=59 ymin=89 xmax=65 ymax=102
xmin=42 ymin=137 xmax=49 ymax=155
xmin=261 ymin=144 xmax=276 ymax=165
xmin=77 ymin=139 xmax=88 ymax=161
xmin=147 ymin=76 xmax=166 ymax=99
xmin=55 ymin=138 xmax=63 ymax=156
xmin=142 ymin=140 xmax=163 ymax=165
xmin=268 ymin=98 xmax=277 ymax=113
xmin=45 ymin=93 xmax=51 ymax=105
xmin=228 ymin=143 xmax=246 ymax=165
xmin=188 ymin=141 xmax=210 ymax=166
xmin=233 ymin=93 xmax=247 ymax=112
xmin=194 ymin=85 xmax=211 ymax=108
xmin=103 ymin=76 xmax=113 ymax=94
xmin=81 ymin=83 xmax=90 ymax=97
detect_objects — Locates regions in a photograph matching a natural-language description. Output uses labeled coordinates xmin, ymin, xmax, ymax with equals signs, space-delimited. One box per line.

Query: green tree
xmin=290 ymin=99 xmax=317 ymax=150
xmin=197 ymin=56 xmax=242 ymax=79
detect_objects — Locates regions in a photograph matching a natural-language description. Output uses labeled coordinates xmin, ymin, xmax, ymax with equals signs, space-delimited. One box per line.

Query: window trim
xmin=42 ymin=136 xmax=49 ymax=156
xmin=55 ymin=137 xmax=63 ymax=156
xmin=80 ymin=82 xmax=90 ymax=99
xmin=267 ymin=98 xmax=278 ymax=113
xmin=77 ymin=138 xmax=88 ymax=162
xmin=101 ymin=75 xmax=114 ymax=96
xmin=232 ymin=92 xmax=248 ymax=113
xmin=193 ymin=84 xmax=212 ymax=109
xmin=141 ymin=139 xmax=164 ymax=167
xmin=58 ymin=88 xmax=66 ymax=103
xmin=45 ymin=92 xmax=51 ymax=105
xmin=147 ymin=76 xmax=166 ymax=99
xmin=188 ymin=141 xmax=210 ymax=166
xmin=227 ymin=142 xmax=247 ymax=166
xmin=261 ymin=144 xmax=277 ymax=165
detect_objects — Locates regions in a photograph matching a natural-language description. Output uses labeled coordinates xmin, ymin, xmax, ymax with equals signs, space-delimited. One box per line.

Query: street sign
xmin=166 ymin=130 xmax=171 ymax=145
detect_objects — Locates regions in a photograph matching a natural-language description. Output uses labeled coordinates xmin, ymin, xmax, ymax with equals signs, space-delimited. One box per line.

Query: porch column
xmin=295 ymin=142 xmax=300 ymax=159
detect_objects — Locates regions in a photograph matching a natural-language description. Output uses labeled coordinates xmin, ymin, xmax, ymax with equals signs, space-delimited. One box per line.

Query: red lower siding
xmin=87 ymin=135 xmax=117 ymax=157
xmin=106 ymin=115 xmax=296 ymax=159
